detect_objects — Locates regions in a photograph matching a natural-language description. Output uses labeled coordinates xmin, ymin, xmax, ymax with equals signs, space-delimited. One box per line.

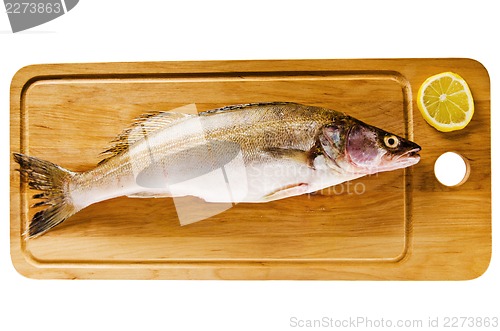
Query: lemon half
xmin=417 ymin=72 xmax=474 ymax=132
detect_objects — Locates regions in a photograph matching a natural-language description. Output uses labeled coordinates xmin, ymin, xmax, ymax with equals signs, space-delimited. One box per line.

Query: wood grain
xmin=10 ymin=59 xmax=491 ymax=279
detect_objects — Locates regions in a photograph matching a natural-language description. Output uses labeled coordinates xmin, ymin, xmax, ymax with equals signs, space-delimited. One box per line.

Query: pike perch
xmin=14 ymin=102 xmax=421 ymax=238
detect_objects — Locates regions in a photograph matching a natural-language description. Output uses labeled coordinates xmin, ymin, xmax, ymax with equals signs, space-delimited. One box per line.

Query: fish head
xmin=320 ymin=118 xmax=421 ymax=175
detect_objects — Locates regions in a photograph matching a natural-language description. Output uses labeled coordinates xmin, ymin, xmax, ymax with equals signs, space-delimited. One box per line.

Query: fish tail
xmin=13 ymin=153 xmax=78 ymax=239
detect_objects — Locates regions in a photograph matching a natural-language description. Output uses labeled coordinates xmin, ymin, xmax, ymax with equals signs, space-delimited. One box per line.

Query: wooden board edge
xmin=9 ymin=59 xmax=492 ymax=280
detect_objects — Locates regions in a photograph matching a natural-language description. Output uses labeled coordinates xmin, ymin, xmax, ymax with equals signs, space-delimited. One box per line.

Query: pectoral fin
xmin=262 ymin=147 xmax=315 ymax=168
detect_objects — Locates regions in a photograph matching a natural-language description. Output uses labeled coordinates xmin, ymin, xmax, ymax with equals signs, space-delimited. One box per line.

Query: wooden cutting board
xmin=10 ymin=59 xmax=491 ymax=280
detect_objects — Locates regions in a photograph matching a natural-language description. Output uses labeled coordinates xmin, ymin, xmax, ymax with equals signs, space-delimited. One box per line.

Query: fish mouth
xmin=402 ymin=147 xmax=421 ymax=159
xmin=395 ymin=147 xmax=421 ymax=166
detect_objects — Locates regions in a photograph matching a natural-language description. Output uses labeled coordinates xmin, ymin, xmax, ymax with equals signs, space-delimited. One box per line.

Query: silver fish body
xmin=14 ymin=102 xmax=421 ymax=238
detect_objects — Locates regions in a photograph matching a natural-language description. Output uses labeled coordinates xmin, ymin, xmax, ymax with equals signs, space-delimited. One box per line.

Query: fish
xmin=14 ymin=102 xmax=421 ymax=238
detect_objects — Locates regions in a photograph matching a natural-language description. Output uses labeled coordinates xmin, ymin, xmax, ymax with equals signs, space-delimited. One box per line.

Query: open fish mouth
xmin=394 ymin=147 xmax=421 ymax=166
xmin=403 ymin=147 xmax=421 ymax=159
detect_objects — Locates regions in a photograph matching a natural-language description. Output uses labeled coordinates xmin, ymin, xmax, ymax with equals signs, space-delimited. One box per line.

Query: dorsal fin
xmin=98 ymin=109 xmax=194 ymax=165
xmin=200 ymin=102 xmax=296 ymax=116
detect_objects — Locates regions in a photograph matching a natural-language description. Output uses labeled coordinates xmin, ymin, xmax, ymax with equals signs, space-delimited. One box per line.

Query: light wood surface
xmin=10 ymin=59 xmax=491 ymax=279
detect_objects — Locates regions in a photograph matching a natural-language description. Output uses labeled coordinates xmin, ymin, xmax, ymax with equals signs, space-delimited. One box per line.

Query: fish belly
xmin=129 ymin=155 xmax=365 ymax=203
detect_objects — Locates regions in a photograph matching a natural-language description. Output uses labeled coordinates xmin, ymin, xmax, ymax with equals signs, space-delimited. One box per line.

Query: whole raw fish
xmin=14 ymin=102 xmax=421 ymax=238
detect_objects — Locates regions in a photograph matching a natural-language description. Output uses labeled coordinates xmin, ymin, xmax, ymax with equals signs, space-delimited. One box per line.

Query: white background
xmin=1 ymin=1 xmax=498 ymax=330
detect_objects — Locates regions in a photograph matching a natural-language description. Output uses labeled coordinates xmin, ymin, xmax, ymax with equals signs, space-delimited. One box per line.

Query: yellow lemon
xmin=417 ymin=72 xmax=474 ymax=132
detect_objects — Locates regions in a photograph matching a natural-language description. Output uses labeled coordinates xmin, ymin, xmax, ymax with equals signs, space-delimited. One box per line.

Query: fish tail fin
xmin=13 ymin=153 xmax=78 ymax=239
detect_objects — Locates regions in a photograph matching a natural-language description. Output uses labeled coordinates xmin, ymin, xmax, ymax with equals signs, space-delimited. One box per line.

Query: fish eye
xmin=384 ymin=135 xmax=399 ymax=148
